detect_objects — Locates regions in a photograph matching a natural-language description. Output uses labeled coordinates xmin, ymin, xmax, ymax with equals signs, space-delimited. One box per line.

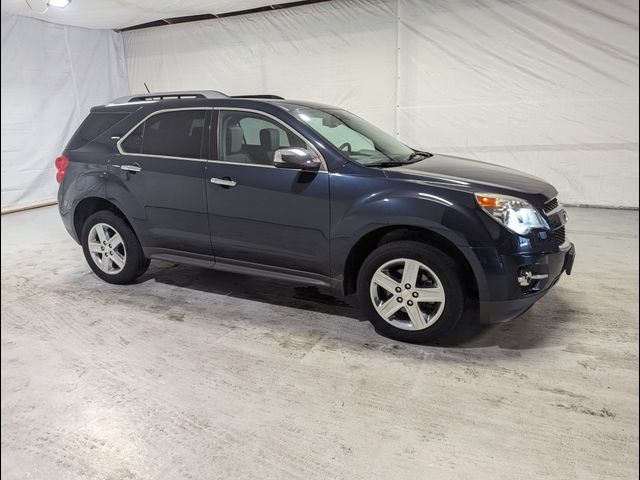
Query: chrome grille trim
xmin=543 ymin=197 xmax=568 ymax=247
xmin=543 ymin=198 xmax=559 ymax=213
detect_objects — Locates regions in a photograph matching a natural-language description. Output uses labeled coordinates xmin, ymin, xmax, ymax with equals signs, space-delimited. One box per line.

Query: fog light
xmin=517 ymin=267 xmax=549 ymax=287
xmin=517 ymin=268 xmax=533 ymax=287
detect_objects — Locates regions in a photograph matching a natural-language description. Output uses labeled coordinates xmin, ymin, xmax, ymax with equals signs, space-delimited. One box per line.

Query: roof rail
xmin=231 ymin=95 xmax=285 ymax=99
xmin=110 ymin=90 xmax=229 ymax=104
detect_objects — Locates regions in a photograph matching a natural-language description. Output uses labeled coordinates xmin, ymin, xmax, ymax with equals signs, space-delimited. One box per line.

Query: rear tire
xmin=357 ymin=241 xmax=464 ymax=343
xmin=81 ymin=210 xmax=150 ymax=284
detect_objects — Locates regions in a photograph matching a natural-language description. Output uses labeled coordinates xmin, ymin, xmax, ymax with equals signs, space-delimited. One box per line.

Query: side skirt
xmin=144 ymin=247 xmax=332 ymax=289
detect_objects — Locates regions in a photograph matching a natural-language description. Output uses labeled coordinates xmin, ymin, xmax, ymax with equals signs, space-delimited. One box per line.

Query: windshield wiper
xmin=366 ymin=161 xmax=411 ymax=168
xmin=366 ymin=151 xmax=433 ymax=168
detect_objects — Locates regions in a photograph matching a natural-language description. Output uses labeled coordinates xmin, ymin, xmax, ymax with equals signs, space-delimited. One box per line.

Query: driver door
xmin=206 ymin=109 xmax=331 ymax=281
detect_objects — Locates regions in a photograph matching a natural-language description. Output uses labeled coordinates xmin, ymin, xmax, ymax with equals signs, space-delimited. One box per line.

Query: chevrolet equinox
xmin=56 ymin=91 xmax=575 ymax=343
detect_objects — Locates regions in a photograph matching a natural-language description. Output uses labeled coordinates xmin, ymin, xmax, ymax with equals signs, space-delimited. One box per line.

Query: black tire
xmin=81 ymin=210 xmax=150 ymax=284
xmin=357 ymin=241 xmax=464 ymax=343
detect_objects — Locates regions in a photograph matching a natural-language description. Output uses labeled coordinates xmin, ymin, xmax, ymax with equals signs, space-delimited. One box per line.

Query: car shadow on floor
xmin=140 ymin=261 xmax=364 ymax=320
xmin=141 ymin=261 xmax=580 ymax=351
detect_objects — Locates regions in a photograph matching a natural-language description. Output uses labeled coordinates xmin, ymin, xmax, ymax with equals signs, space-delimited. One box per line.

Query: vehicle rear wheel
xmin=81 ymin=210 xmax=150 ymax=284
xmin=357 ymin=241 xmax=464 ymax=343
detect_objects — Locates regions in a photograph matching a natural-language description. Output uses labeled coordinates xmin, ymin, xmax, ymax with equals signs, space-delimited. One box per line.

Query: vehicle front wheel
xmin=81 ymin=210 xmax=150 ymax=284
xmin=357 ymin=241 xmax=465 ymax=343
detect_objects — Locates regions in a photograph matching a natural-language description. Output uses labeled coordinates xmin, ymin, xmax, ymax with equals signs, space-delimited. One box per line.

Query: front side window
xmin=121 ymin=110 xmax=207 ymax=159
xmin=218 ymin=111 xmax=305 ymax=165
xmin=292 ymin=109 xmax=417 ymax=166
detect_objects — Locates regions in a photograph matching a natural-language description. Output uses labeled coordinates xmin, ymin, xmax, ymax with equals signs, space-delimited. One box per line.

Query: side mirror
xmin=273 ymin=148 xmax=321 ymax=171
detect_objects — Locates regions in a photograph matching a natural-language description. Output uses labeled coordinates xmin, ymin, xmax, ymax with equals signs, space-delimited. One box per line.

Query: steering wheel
xmin=338 ymin=142 xmax=352 ymax=153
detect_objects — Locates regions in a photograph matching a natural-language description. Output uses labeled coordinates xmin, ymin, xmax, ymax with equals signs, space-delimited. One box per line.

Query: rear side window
xmin=67 ymin=112 xmax=128 ymax=150
xmin=120 ymin=110 xmax=207 ymax=159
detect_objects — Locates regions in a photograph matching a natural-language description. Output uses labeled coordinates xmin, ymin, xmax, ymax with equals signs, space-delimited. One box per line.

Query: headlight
xmin=475 ymin=193 xmax=548 ymax=235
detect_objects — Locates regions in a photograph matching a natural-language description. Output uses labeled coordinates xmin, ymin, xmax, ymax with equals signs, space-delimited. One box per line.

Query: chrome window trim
xmin=115 ymin=152 xmax=210 ymax=163
xmin=116 ymin=106 xmax=328 ymax=171
xmin=116 ymin=107 xmax=213 ymax=161
xmin=206 ymin=159 xmax=328 ymax=173
xmin=208 ymin=159 xmax=289 ymax=170
xmin=213 ymin=107 xmax=328 ymax=172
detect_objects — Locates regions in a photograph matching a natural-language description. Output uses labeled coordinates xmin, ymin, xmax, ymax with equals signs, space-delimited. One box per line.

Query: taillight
xmin=55 ymin=155 xmax=69 ymax=183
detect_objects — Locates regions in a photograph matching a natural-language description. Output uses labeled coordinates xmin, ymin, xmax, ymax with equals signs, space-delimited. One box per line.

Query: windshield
xmin=292 ymin=108 xmax=424 ymax=166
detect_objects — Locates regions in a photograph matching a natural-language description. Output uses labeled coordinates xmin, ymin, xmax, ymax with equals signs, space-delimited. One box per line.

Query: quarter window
xmin=121 ymin=124 xmax=143 ymax=154
xmin=121 ymin=110 xmax=207 ymax=159
xmin=67 ymin=112 xmax=128 ymax=150
xmin=218 ymin=111 xmax=305 ymax=165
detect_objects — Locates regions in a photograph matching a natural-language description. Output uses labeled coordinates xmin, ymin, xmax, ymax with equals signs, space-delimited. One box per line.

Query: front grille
xmin=547 ymin=214 xmax=563 ymax=229
xmin=544 ymin=198 xmax=558 ymax=213
xmin=544 ymin=197 xmax=567 ymax=247
xmin=552 ymin=226 xmax=566 ymax=247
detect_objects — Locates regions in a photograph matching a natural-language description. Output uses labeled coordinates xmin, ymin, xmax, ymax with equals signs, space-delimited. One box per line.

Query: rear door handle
xmin=210 ymin=177 xmax=237 ymax=187
xmin=120 ymin=164 xmax=142 ymax=173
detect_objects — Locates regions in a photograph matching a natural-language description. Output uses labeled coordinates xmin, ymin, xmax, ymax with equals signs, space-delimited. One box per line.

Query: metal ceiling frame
xmin=117 ymin=0 xmax=333 ymax=32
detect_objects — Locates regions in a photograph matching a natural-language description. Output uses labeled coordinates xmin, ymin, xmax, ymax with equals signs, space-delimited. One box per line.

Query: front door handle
xmin=211 ymin=177 xmax=237 ymax=187
xmin=121 ymin=163 xmax=142 ymax=173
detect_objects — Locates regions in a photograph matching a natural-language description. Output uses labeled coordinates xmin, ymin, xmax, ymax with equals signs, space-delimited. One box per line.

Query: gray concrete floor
xmin=1 ymin=206 xmax=638 ymax=480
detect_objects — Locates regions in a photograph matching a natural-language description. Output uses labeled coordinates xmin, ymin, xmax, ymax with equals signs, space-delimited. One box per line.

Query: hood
xmin=384 ymin=154 xmax=557 ymax=199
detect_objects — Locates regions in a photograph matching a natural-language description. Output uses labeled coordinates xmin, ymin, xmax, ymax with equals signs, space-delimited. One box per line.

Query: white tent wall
xmin=1 ymin=12 xmax=129 ymax=212
xmin=124 ymin=0 xmax=399 ymax=135
xmin=397 ymin=0 xmax=639 ymax=208
xmin=123 ymin=0 xmax=639 ymax=208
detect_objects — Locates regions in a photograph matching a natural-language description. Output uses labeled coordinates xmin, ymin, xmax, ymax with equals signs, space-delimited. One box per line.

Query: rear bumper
xmin=476 ymin=242 xmax=575 ymax=324
xmin=57 ymin=189 xmax=82 ymax=245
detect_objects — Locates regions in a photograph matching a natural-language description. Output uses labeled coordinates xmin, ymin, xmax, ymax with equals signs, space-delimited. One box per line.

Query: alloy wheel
xmin=369 ymin=258 xmax=446 ymax=331
xmin=87 ymin=223 xmax=127 ymax=275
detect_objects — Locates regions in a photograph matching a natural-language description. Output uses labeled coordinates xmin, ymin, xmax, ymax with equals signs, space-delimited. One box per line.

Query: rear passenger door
xmin=111 ymin=109 xmax=212 ymax=257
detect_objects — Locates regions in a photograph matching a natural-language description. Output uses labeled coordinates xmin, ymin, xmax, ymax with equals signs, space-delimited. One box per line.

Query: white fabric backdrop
xmin=124 ymin=0 xmax=399 ymax=135
xmin=1 ymin=12 xmax=129 ymax=211
xmin=124 ymin=0 xmax=639 ymax=207
xmin=397 ymin=0 xmax=639 ymax=208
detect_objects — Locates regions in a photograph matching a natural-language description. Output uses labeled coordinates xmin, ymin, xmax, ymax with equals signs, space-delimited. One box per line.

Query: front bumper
xmin=475 ymin=242 xmax=575 ymax=324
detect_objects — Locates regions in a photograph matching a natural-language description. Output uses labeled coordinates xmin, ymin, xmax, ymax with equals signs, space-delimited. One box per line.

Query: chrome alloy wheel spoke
xmin=88 ymin=223 xmax=126 ymax=275
xmin=369 ymin=258 xmax=446 ymax=331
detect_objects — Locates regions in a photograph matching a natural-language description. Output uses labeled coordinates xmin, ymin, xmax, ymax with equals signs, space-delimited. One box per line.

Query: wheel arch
xmin=73 ymin=197 xmax=137 ymax=242
xmin=342 ymin=225 xmax=480 ymax=301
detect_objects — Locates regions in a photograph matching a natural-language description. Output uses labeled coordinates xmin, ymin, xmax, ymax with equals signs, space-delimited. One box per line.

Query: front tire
xmin=357 ymin=241 xmax=464 ymax=343
xmin=81 ymin=210 xmax=150 ymax=284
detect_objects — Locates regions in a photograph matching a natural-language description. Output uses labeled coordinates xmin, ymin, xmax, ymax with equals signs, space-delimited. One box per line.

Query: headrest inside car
xmin=227 ymin=125 xmax=244 ymax=153
xmin=260 ymin=128 xmax=280 ymax=151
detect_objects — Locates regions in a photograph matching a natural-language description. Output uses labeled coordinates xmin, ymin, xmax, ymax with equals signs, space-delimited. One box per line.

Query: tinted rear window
xmin=67 ymin=112 xmax=129 ymax=150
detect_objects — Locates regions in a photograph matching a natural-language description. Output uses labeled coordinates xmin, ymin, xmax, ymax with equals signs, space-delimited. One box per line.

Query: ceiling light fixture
xmin=47 ymin=0 xmax=71 ymax=8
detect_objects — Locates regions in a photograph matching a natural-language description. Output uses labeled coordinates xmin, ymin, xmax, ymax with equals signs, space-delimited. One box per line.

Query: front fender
xmin=329 ymin=173 xmax=493 ymax=299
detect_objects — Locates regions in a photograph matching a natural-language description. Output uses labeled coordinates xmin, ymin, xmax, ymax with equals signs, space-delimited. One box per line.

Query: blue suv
xmin=56 ymin=91 xmax=575 ymax=343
